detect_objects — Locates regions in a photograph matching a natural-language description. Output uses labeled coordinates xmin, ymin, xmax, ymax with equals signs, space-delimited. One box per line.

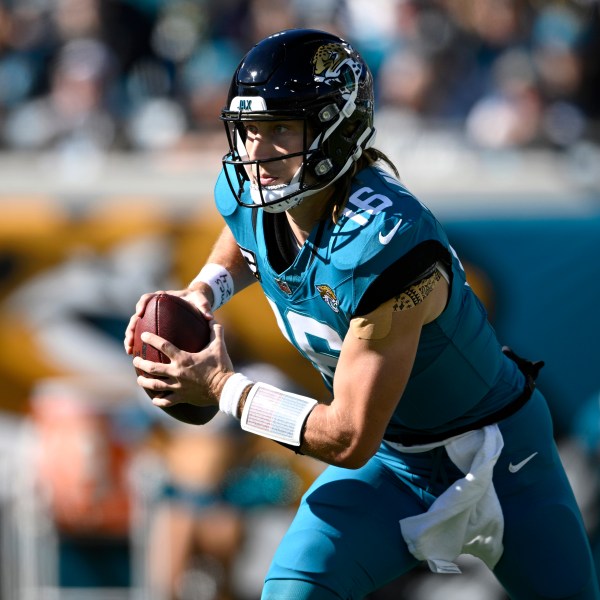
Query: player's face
xmin=242 ymin=120 xmax=310 ymax=187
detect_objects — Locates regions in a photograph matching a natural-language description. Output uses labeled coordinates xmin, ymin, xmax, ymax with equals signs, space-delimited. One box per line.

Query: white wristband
xmin=191 ymin=263 xmax=234 ymax=311
xmin=219 ymin=373 xmax=254 ymax=418
xmin=240 ymin=382 xmax=318 ymax=446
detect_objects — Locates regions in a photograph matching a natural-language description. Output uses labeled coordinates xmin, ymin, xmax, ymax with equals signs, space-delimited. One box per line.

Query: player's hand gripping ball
xmin=133 ymin=293 xmax=218 ymax=425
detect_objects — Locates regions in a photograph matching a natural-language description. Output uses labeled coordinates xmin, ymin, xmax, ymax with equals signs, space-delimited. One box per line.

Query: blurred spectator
xmin=0 ymin=0 xmax=597 ymax=153
xmin=143 ymin=412 xmax=246 ymax=600
xmin=4 ymin=38 xmax=116 ymax=150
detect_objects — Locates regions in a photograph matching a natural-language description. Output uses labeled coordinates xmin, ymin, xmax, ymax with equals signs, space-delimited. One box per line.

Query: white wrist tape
xmin=219 ymin=373 xmax=254 ymax=419
xmin=191 ymin=263 xmax=234 ymax=310
xmin=241 ymin=382 xmax=318 ymax=446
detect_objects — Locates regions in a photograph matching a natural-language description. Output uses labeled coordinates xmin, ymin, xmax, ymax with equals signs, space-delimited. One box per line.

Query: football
xmin=133 ymin=293 xmax=218 ymax=425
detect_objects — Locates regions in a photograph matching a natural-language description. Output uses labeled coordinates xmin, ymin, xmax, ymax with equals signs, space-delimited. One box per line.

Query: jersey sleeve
xmin=331 ymin=167 xmax=452 ymax=317
xmin=355 ymin=240 xmax=451 ymax=316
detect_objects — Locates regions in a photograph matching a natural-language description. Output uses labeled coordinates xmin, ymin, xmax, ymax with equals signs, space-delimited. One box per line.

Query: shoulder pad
xmin=331 ymin=172 xmax=427 ymax=271
xmin=214 ymin=166 xmax=241 ymax=217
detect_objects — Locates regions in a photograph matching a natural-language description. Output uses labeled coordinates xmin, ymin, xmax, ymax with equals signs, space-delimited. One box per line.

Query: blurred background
xmin=0 ymin=0 xmax=599 ymax=599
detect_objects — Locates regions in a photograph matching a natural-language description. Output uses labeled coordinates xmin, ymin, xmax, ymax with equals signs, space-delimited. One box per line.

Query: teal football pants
xmin=262 ymin=391 xmax=600 ymax=599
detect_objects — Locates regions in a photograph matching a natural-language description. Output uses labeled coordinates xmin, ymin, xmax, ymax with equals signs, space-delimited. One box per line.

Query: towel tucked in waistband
xmin=393 ymin=424 xmax=504 ymax=574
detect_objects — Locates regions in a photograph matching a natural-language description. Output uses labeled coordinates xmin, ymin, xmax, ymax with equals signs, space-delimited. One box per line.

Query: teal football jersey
xmin=215 ymin=165 xmax=524 ymax=439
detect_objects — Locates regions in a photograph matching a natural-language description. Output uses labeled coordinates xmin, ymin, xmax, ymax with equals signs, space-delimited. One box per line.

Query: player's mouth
xmin=252 ymin=175 xmax=287 ymax=189
xmin=251 ymin=182 xmax=288 ymax=194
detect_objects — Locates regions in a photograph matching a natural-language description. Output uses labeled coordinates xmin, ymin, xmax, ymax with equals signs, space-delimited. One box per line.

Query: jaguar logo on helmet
xmin=316 ymin=284 xmax=339 ymax=313
xmin=312 ymin=43 xmax=362 ymax=93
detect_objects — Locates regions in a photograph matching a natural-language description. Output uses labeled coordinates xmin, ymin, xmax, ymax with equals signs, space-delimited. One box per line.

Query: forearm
xmin=300 ymin=401 xmax=372 ymax=468
xmin=189 ymin=226 xmax=256 ymax=307
xmin=218 ymin=306 xmax=423 ymax=468
xmin=221 ymin=377 xmax=378 ymax=469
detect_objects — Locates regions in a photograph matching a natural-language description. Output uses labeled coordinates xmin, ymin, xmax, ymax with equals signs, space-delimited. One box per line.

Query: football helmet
xmin=221 ymin=29 xmax=376 ymax=213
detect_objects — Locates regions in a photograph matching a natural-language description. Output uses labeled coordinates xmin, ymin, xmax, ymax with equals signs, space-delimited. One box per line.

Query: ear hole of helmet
xmin=311 ymin=108 xmax=369 ymax=179
xmin=341 ymin=119 xmax=361 ymax=141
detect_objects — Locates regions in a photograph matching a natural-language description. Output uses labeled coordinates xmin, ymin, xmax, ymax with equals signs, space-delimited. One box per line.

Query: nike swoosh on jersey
xmin=508 ymin=452 xmax=538 ymax=473
xmin=378 ymin=219 xmax=403 ymax=245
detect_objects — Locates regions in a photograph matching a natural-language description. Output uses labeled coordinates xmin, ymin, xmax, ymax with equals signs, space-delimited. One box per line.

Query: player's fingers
xmin=197 ymin=299 xmax=214 ymax=319
xmin=133 ymin=356 xmax=168 ymax=377
xmin=136 ymin=366 xmax=180 ymax=389
xmin=183 ymin=290 xmax=214 ymax=320
xmin=135 ymin=291 xmax=164 ymax=315
xmin=137 ymin=377 xmax=177 ymax=406
xmin=125 ymin=291 xmax=164 ymax=354
xmin=136 ymin=373 xmax=161 ymax=388
xmin=212 ymin=322 xmax=226 ymax=344
xmin=124 ymin=314 xmax=139 ymax=353
xmin=140 ymin=331 xmax=179 ymax=360
xmin=151 ymin=395 xmax=177 ymax=408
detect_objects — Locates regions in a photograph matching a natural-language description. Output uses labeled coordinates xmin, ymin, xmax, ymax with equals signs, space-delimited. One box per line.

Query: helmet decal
xmin=312 ymin=43 xmax=362 ymax=97
xmin=230 ymin=96 xmax=267 ymax=112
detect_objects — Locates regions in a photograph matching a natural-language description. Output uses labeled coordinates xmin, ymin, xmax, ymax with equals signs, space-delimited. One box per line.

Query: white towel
xmin=396 ymin=424 xmax=505 ymax=574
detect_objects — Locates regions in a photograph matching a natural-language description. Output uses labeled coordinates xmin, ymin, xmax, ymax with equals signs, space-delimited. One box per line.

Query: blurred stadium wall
xmin=0 ymin=140 xmax=598 ymax=432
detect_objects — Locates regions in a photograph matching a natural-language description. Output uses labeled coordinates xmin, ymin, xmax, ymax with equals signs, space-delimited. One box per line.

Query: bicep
xmin=300 ymin=303 xmax=425 ymax=468
xmin=322 ymin=276 xmax=448 ymax=456
xmin=332 ymin=305 xmax=424 ymax=445
xmin=301 ymin=279 xmax=447 ymax=467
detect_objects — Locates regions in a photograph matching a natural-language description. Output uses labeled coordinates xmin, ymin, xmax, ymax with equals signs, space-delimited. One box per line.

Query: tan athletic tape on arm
xmin=349 ymin=269 xmax=443 ymax=340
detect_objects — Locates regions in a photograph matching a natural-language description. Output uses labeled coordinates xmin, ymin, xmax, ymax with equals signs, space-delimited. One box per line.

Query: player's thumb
xmin=210 ymin=322 xmax=227 ymax=348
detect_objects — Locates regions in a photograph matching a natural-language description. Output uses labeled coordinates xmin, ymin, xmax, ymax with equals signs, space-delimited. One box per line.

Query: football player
xmin=126 ymin=29 xmax=599 ymax=599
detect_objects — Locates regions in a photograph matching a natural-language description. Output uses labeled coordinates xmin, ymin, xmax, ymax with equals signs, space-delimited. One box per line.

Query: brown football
xmin=133 ymin=293 xmax=218 ymax=425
